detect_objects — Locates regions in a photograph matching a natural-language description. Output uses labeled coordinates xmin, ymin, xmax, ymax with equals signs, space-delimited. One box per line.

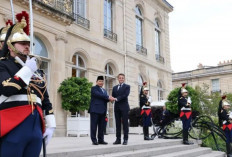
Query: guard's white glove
xmin=229 ymin=112 xmax=232 ymax=119
xmin=148 ymin=96 xmax=152 ymax=103
xmin=187 ymin=97 xmax=192 ymax=104
xmin=25 ymin=57 xmax=38 ymax=73
xmin=43 ymin=127 xmax=55 ymax=145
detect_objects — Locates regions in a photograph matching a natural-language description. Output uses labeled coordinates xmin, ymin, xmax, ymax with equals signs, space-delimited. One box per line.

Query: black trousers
xmin=115 ymin=108 xmax=129 ymax=140
xmin=90 ymin=113 xmax=105 ymax=143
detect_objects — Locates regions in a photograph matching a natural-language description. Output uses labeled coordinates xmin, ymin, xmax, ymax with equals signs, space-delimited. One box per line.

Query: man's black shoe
xmin=113 ymin=140 xmax=121 ymax=145
xmin=92 ymin=141 xmax=98 ymax=145
xmin=98 ymin=141 xmax=108 ymax=145
xmin=123 ymin=140 xmax=128 ymax=145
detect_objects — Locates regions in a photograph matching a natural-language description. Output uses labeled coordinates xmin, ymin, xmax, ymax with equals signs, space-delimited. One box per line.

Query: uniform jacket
xmin=0 ymin=57 xmax=52 ymax=137
xmin=178 ymin=96 xmax=191 ymax=112
xmin=112 ymin=83 xmax=130 ymax=111
xmin=139 ymin=94 xmax=149 ymax=109
xmin=89 ymin=85 xmax=109 ymax=114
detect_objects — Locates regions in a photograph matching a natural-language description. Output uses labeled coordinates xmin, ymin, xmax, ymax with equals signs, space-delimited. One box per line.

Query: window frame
xmin=104 ymin=0 xmax=113 ymax=32
xmin=71 ymin=54 xmax=87 ymax=78
xmin=73 ymin=0 xmax=86 ymax=18
xmin=135 ymin=6 xmax=143 ymax=47
xmin=155 ymin=19 xmax=161 ymax=56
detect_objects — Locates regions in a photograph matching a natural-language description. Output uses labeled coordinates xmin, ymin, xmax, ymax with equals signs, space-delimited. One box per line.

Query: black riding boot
xmin=144 ymin=127 xmax=151 ymax=140
xmin=183 ymin=130 xmax=193 ymax=145
xmin=226 ymin=143 xmax=232 ymax=157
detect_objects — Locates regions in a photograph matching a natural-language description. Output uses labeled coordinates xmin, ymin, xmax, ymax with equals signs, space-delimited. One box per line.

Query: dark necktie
xmin=118 ymin=84 xmax=122 ymax=91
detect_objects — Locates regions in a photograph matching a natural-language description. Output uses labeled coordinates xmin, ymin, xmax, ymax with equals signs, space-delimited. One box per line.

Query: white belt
xmin=181 ymin=107 xmax=191 ymax=111
xmin=0 ymin=94 xmax=41 ymax=105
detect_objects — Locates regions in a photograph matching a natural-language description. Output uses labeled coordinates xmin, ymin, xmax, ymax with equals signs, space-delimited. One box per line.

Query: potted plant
xmin=58 ymin=77 xmax=92 ymax=137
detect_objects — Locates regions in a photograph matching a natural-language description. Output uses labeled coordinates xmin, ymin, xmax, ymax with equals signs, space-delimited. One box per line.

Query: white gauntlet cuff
xmin=45 ymin=114 xmax=56 ymax=128
xmin=15 ymin=66 xmax=33 ymax=85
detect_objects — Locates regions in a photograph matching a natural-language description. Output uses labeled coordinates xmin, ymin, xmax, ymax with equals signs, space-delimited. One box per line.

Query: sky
xmin=168 ymin=0 xmax=232 ymax=73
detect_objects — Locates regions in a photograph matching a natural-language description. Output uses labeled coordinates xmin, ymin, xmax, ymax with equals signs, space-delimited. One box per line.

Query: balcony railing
xmin=156 ymin=54 xmax=165 ymax=63
xmin=136 ymin=44 xmax=147 ymax=55
xmin=211 ymin=89 xmax=221 ymax=94
xmin=34 ymin=0 xmax=73 ymax=17
xmin=104 ymin=29 xmax=117 ymax=42
xmin=73 ymin=13 xmax=90 ymax=29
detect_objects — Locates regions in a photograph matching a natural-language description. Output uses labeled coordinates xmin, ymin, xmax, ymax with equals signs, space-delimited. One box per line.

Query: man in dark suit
xmin=112 ymin=73 xmax=130 ymax=145
xmin=89 ymin=76 xmax=114 ymax=145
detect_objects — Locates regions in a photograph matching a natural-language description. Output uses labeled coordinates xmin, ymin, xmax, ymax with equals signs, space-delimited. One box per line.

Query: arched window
xmin=33 ymin=36 xmax=49 ymax=82
xmin=135 ymin=6 xmax=143 ymax=48
xmin=155 ymin=19 xmax=161 ymax=56
xmin=72 ymin=54 xmax=86 ymax=77
xmin=157 ymin=81 xmax=163 ymax=101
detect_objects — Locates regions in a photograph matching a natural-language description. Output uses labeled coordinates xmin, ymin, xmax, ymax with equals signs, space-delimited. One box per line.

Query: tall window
xmin=34 ymin=36 xmax=49 ymax=81
xmin=212 ymin=79 xmax=220 ymax=92
xmin=72 ymin=54 xmax=86 ymax=77
xmin=105 ymin=63 xmax=115 ymax=133
xmin=73 ymin=0 xmax=86 ymax=17
xmin=155 ymin=19 xmax=161 ymax=56
xmin=136 ymin=6 xmax=143 ymax=47
xmin=157 ymin=81 xmax=163 ymax=101
xmin=138 ymin=75 xmax=144 ymax=94
xmin=104 ymin=0 xmax=113 ymax=31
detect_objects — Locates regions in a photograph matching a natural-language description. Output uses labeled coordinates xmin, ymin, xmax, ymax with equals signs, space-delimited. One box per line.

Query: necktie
xmin=101 ymin=88 xmax=104 ymax=93
xmin=118 ymin=84 xmax=121 ymax=91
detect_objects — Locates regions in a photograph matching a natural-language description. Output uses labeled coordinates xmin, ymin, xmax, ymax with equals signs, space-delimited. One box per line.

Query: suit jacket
xmin=89 ymin=85 xmax=109 ymax=114
xmin=112 ymin=83 xmax=130 ymax=111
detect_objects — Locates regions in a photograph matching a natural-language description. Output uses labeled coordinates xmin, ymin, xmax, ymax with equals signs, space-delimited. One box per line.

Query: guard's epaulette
xmin=180 ymin=97 xmax=183 ymax=99
xmin=141 ymin=95 xmax=144 ymax=97
xmin=0 ymin=57 xmax=6 ymax=60
xmin=221 ymin=110 xmax=223 ymax=113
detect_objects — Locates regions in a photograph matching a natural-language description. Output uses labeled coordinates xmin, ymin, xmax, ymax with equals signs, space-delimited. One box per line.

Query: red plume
xmin=222 ymin=95 xmax=227 ymax=100
xmin=181 ymin=83 xmax=186 ymax=87
xmin=5 ymin=20 xmax=13 ymax=26
xmin=143 ymin=82 xmax=147 ymax=86
xmin=16 ymin=11 xmax=30 ymax=35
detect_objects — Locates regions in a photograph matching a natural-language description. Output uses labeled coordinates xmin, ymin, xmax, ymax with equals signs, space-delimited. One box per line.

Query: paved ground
xmin=43 ymin=134 xmax=180 ymax=154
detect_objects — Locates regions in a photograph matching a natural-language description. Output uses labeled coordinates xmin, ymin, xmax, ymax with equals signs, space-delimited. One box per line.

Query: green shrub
xmin=58 ymin=77 xmax=93 ymax=114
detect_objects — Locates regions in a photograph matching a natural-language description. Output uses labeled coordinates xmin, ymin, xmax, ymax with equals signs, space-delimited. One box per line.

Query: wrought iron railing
xmin=35 ymin=0 xmax=73 ymax=17
xmin=156 ymin=54 xmax=165 ymax=63
xmin=136 ymin=44 xmax=147 ymax=55
xmin=73 ymin=13 xmax=90 ymax=29
xmin=104 ymin=29 xmax=117 ymax=42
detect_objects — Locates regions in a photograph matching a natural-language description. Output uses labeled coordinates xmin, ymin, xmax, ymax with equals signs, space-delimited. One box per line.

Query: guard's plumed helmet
xmin=7 ymin=11 xmax=30 ymax=44
xmin=181 ymin=88 xmax=188 ymax=94
xmin=0 ymin=20 xmax=13 ymax=42
xmin=222 ymin=100 xmax=230 ymax=107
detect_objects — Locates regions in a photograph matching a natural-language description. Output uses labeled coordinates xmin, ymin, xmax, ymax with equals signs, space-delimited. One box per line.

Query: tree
xmin=58 ymin=77 xmax=93 ymax=114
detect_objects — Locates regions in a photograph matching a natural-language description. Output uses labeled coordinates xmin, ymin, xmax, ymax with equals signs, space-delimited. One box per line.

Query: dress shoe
xmin=98 ymin=141 xmax=108 ymax=145
xmin=123 ymin=140 xmax=128 ymax=145
xmin=113 ymin=140 xmax=121 ymax=145
xmin=92 ymin=141 xmax=98 ymax=145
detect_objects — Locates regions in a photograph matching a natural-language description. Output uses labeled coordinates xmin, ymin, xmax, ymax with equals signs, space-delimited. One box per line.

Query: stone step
xmin=87 ymin=144 xmax=199 ymax=157
xmin=44 ymin=139 xmax=183 ymax=157
xmin=155 ymin=147 xmax=211 ymax=157
xmin=197 ymin=151 xmax=225 ymax=157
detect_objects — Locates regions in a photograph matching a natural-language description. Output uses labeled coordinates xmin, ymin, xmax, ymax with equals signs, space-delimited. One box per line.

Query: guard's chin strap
xmin=7 ymin=41 xmax=27 ymax=60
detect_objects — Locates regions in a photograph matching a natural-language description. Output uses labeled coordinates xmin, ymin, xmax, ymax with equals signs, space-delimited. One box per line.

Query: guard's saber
xmin=29 ymin=0 xmax=34 ymax=54
xmin=10 ymin=0 xmax=15 ymax=24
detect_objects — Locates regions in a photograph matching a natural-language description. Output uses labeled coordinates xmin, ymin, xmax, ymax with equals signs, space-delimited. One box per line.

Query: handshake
xmin=109 ymin=96 xmax=117 ymax=102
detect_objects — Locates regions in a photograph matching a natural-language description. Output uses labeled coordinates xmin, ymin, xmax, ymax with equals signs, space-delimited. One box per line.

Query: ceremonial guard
xmin=178 ymin=86 xmax=193 ymax=145
xmin=0 ymin=11 xmax=56 ymax=157
xmin=139 ymin=83 xmax=153 ymax=140
xmin=219 ymin=100 xmax=232 ymax=157
xmin=218 ymin=95 xmax=227 ymax=127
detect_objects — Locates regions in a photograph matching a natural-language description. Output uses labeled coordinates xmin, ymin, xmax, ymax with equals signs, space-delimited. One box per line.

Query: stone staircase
xmin=42 ymin=135 xmax=225 ymax=157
